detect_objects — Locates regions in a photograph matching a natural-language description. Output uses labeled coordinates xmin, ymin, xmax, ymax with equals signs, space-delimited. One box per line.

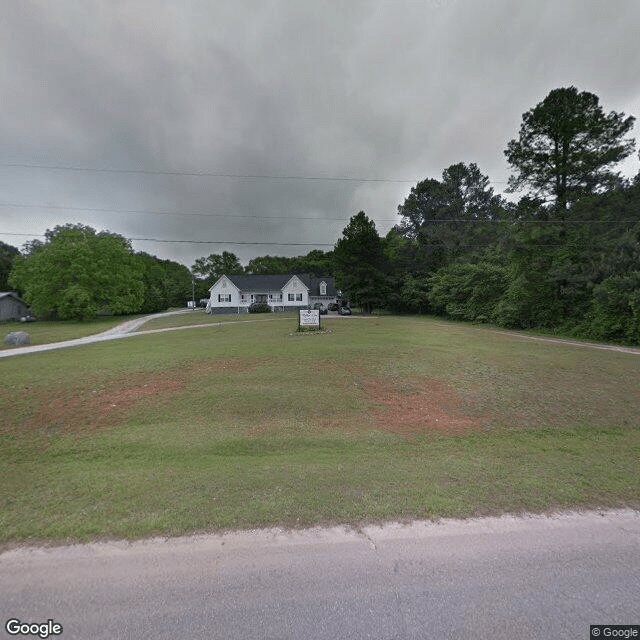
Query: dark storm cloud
xmin=1 ymin=0 xmax=639 ymax=267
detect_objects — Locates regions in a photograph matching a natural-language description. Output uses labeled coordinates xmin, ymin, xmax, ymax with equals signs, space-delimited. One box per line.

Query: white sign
xmin=299 ymin=309 xmax=320 ymax=327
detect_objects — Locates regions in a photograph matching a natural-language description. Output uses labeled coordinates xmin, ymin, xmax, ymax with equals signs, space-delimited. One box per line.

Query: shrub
xmin=248 ymin=302 xmax=271 ymax=313
xmin=580 ymin=273 xmax=640 ymax=344
xmin=428 ymin=262 xmax=510 ymax=323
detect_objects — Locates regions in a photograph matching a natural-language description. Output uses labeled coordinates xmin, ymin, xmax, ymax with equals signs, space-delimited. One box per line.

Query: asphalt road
xmin=1 ymin=511 xmax=638 ymax=639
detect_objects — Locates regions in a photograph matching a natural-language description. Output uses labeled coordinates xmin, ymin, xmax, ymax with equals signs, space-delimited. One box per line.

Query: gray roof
xmin=223 ymin=274 xmax=301 ymax=293
xmin=301 ymin=276 xmax=338 ymax=297
xmin=0 ymin=291 xmax=27 ymax=303
xmin=218 ymin=274 xmax=337 ymax=295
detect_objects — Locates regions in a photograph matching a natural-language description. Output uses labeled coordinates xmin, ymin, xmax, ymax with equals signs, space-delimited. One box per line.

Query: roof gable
xmin=0 ymin=291 xmax=27 ymax=304
xmin=208 ymin=275 xmax=240 ymax=293
xmin=222 ymin=274 xmax=294 ymax=293
xmin=282 ymin=275 xmax=309 ymax=291
xmin=208 ymin=274 xmax=337 ymax=295
xmin=304 ymin=277 xmax=338 ymax=296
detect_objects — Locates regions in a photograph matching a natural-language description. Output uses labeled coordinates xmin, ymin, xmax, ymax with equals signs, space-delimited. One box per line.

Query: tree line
xmin=3 ymin=227 xmax=193 ymax=320
xmin=191 ymin=87 xmax=640 ymax=344
xmin=333 ymin=87 xmax=640 ymax=344
xmin=3 ymin=86 xmax=639 ymax=343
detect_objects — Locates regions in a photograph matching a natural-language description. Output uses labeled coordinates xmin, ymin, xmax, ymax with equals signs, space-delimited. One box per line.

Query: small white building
xmin=206 ymin=274 xmax=338 ymax=314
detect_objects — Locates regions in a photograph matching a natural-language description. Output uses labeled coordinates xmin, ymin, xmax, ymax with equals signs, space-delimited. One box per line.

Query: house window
xmin=296 ymin=293 xmax=302 ymax=301
xmin=218 ymin=294 xmax=231 ymax=302
xmin=288 ymin=293 xmax=295 ymax=301
xmin=320 ymin=282 xmax=326 ymax=295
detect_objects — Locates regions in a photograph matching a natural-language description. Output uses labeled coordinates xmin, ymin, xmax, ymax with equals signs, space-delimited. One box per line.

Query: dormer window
xmin=320 ymin=282 xmax=327 ymax=296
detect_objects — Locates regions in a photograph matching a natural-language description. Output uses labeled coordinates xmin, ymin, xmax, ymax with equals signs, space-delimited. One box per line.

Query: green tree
xmin=380 ymin=229 xmax=428 ymax=312
xmin=494 ymin=180 xmax=640 ymax=333
xmin=428 ymin=262 xmax=510 ymax=323
xmin=493 ymin=217 xmax=570 ymax=329
xmin=9 ymin=224 xmax=144 ymax=320
xmin=399 ymin=274 xmax=430 ymax=314
xmin=586 ymin=272 xmax=640 ymax=344
xmin=333 ymin=212 xmax=386 ymax=313
xmin=571 ymin=182 xmax=640 ymax=342
xmin=244 ymin=255 xmax=292 ymax=275
xmin=243 ymin=250 xmax=334 ymax=277
xmin=0 ymin=240 xmax=19 ymax=291
xmin=289 ymin=249 xmax=334 ymax=276
xmin=191 ymin=251 xmax=243 ymax=285
xmin=136 ymin=252 xmax=193 ymax=312
xmin=161 ymin=259 xmax=193 ymax=307
xmin=505 ymin=87 xmax=635 ymax=214
xmin=397 ymin=163 xmax=505 ymax=272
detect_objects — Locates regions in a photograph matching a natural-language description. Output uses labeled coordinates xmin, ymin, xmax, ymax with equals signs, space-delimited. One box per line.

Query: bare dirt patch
xmin=3 ymin=357 xmax=266 ymax=436
xmin=365 ymin=377 xmax=483 ymax=436
xmin=17 ymin=372 xmax=185 ymax=435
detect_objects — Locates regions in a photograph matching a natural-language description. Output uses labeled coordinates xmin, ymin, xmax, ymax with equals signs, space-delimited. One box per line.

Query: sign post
xmin=298 ymin=309 xmax=321 ymax=331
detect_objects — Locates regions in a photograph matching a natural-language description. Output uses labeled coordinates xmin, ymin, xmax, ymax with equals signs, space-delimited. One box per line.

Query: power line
xmin=0 ymin=161 xmax=419 ymax=183
xmin=2 ymin=232 xmax=634 ymax=250
xmin=0 ymin=232 xmax=335 ymax=247
xmin=0 ymin=201 xmax=400 ymax=222
xmin=0 ymin=160 xmax=512 ymax=184
xmin=403 ymin=218 xmax=640 ymax=224
xmin=134 ymin=238 xmax=335 ymax=246
xmin=1 ymin=201 xmax=637 ymax=225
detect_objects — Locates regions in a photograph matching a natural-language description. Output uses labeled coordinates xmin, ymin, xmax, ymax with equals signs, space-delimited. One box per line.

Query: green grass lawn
xmin=1 ymin=315 xmax=638 ymax=547
xmin=137 ymin=309 xmax=296 ymax=331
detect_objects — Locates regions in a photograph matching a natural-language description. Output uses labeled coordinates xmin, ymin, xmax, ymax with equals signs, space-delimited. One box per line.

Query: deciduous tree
xmin=244 ymin=255 xmax=292 ymax=275
xmin=0 ymin=240 xmax=19 ymax=291
xmin=9 ymin=224 xmax=144 ymax=320
xmin=191 ymin=251 xmax=243 ymax=285
xmin=136 ymin=252 xmax=193 ymax=312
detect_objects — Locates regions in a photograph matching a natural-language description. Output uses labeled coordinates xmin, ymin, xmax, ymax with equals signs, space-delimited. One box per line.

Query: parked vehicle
xmin=327 ymin=303 xmax=339 ymax=312
xmin=313 ymin=303 xmax=328 ymax=315
xmin=338 ymin=306 xmax=351 ymax=315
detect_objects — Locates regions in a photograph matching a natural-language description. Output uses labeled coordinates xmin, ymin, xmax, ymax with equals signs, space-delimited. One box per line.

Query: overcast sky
xmin=1 ymin=0 xmax=639 ymax=268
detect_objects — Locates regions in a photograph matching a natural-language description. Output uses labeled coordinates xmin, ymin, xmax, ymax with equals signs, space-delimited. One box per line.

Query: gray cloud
xmin=1 ymin=0 xmax=639 ymax=267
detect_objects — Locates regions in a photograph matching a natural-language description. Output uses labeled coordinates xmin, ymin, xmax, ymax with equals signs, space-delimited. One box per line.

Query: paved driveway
xmin=0 ymin=309 xmax=192 ymax=359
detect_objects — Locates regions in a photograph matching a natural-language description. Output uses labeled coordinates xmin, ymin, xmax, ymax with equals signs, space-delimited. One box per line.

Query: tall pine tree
xmin=333 ymin=212 xmax=386 ymax=313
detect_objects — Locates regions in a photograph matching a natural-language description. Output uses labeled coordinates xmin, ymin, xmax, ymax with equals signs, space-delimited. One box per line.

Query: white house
xmin=206 ymin=274 xmax=338 ymax=314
